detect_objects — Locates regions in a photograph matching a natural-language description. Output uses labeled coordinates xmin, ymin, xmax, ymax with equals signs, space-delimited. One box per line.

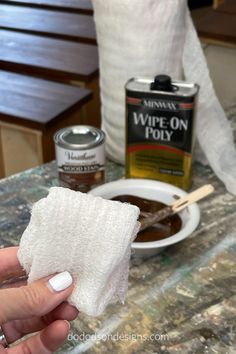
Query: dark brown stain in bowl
xmin=111 ymin=195 xmax=182 ymax=242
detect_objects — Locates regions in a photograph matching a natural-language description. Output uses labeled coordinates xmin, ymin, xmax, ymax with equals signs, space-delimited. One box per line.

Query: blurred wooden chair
xmin=0 ymin=4 xmax=96 ymax=44
xmin=0 ymin=0 xmax=93 ymax=14
xmin=0 ymin=71 xmax=92 ymax=177
xmin=191 ymin=0 xmax=236 ymax=47
xmin=0 ymin=29 xmax=100 ymax=128
xmin=213 ymin=0 xmax=225 ymax=9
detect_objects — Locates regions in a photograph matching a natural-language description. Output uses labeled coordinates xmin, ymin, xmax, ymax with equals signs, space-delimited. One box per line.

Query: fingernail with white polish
xmin=48 ymin=271 xmax=73 ymax=292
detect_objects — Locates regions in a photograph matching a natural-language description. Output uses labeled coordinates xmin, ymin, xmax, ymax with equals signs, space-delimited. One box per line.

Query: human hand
xmin=0 ymin=247 xmax=78 ymax=353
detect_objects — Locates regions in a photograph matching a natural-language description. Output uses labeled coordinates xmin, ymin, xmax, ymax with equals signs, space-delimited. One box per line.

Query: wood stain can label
xmin=54 ymin=125 xmax=105 ymax=192
xmin=125 ymin=75 xmax=199 ymax=190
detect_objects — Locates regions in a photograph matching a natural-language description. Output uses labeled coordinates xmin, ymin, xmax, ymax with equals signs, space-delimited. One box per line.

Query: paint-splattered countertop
xmin=0 ymin=159 xmax=236 ymax=354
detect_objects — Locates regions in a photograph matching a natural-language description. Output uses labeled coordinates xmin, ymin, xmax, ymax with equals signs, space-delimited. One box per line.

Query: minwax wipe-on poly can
xmin=125 ymin=75 xmax=199 ymax=190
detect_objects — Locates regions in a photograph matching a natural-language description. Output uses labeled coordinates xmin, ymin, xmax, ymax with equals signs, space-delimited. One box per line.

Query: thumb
xmin=0 ymin=272 xmax=74 ymax=324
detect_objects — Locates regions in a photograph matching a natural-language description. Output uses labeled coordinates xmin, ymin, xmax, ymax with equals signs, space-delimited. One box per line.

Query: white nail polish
xmin=48 ymin=271 xmax=73 ymax=292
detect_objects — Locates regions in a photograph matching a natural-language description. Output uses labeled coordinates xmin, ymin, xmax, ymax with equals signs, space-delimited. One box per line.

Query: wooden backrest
xmin=0 ymin=5 xmax=96 ymax=44
xmin=0 ymin=30 xmax=99 ymax=82
xmin=0 ymin=0 xmax=93 ymax=14
xmin=0 ymin=70 xmax=92 ymax=130
xmin=216 ymin=0 xmax=236 ymax=13
xmin=191 ymin=2 xmax=236 ymax=46
xmin=213 ymin=0 xmax=225 ymax=9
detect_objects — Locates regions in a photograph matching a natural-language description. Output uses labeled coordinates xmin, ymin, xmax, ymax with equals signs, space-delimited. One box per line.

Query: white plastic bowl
xmin=90 ymin=179 xmax=200 ymax=258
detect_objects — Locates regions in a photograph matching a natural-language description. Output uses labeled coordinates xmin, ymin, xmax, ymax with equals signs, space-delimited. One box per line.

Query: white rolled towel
xmin=18 ymin=187 xmax=140 ymax=316
xmin=92 ymin=0 xmax=236 ymax=195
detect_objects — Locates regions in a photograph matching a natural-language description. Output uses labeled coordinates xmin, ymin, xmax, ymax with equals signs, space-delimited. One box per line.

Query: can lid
xmin=54 ymin=125 xmax=105 ymax=150
xmin=150 ymin=75 xmax=174 ymax=92
xmin=126 ymin=77 xmax=199 ymax=97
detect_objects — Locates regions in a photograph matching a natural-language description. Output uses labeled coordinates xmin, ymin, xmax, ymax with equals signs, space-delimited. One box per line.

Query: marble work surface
xmin=0 ymin=159 xmax=236 ymax=354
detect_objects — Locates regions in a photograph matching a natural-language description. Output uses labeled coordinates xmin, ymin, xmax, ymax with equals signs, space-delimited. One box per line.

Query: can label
xmin=55 ymin=141 xmax=105 ymax=192
xmin=126 ymin=78 xmax=198 ymax=190
xmin=55 ymin=145 xmax=105 ymax=174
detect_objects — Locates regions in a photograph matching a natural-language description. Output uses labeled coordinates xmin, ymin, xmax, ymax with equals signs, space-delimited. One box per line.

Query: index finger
xmin=0 ymin=247 xmax=25 ymax=283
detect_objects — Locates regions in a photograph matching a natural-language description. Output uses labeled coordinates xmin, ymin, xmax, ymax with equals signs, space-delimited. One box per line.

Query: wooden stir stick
xmin=140 ymin=184 xmax=215 ymax=232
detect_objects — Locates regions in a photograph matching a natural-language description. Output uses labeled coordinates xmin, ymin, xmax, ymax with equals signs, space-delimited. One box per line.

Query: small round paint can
xmin=54 ymin=125 xmax=105 ymax=192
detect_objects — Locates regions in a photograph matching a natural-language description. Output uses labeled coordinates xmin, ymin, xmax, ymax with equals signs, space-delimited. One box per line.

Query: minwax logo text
xmin=143 ymin=99 xmax=178 ymax=111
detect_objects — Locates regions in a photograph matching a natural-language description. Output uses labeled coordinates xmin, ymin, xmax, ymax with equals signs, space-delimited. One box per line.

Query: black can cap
xmin=150 ymin=74 xmax=173 ymax=92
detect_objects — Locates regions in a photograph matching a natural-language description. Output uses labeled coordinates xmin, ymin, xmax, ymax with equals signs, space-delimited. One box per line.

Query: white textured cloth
xmin=92 ymin=0 xmax=236 ymax=195
xmin=18 ymin=187 xmax=140 ymax=316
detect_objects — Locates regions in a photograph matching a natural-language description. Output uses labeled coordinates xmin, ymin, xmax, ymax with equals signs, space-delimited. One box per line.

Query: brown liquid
xmin=111 ymin=195 xmax=182 ymax=242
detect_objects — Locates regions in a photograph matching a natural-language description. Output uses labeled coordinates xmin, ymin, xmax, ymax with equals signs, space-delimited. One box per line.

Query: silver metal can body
xmin=54 ymin=125 xmax=105 ymax=192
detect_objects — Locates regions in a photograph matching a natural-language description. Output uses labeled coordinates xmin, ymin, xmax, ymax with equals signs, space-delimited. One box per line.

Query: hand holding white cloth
xmin=18 ymin=187 xmax=140 ymax=316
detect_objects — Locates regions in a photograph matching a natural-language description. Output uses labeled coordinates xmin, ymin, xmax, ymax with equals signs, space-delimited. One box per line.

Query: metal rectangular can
xmin=125 ymin=75 xmax=199 ymax=190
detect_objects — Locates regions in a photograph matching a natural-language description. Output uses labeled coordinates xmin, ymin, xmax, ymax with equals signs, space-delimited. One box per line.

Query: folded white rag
xmin=18 ymin=187 xmax=140 ymax=316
